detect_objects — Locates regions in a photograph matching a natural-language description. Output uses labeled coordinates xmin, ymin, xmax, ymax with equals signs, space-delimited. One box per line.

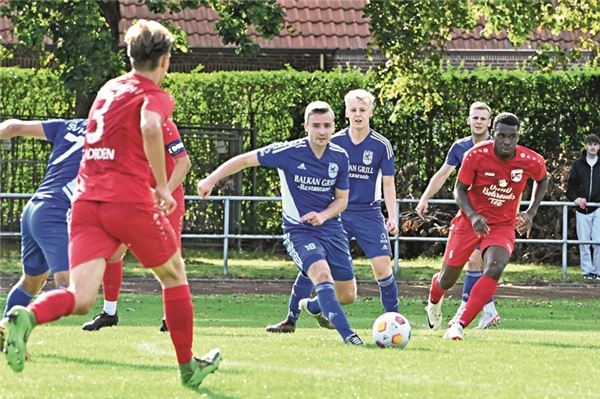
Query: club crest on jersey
xmin=511 ymin=169 xmax=523 ymax=182
xmin=328 ymin=163 xmax=339 ymax=178
xmin=498 ymin=179 xmax=508 ymax=188
xmin=362 ymin=150 xmax=373 ymax=165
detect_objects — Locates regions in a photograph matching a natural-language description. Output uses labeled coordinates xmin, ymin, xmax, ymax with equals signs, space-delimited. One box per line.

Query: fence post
xmin=562 ymin=204 xmax=568 ymax=281
xmin=223 ymin=198 xmax=230 ymax=276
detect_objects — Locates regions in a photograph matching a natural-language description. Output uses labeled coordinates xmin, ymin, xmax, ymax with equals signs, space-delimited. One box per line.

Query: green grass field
xmin=1 ymin=294 xmax=599 ymax=399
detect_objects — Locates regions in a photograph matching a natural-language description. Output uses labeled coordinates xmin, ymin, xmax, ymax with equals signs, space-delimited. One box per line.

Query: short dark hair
xmin=586 ymin=134 xmax=600 ymax=145
xmin=493 ymin=112 xmax=519 ymax=130
xmin=125 ymin=20 xmax=173 ymax=71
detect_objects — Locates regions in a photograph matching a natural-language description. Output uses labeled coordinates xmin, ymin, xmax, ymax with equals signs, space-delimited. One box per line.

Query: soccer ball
xmin=372 ymin=312 xmax=411 ymax=348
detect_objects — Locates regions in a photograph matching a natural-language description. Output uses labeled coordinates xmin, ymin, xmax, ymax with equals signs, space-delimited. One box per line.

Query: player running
xmin=266 ymin=89 xmax=399 ymax=333
xmin=198 ymin=101 xmax=365 ymax=345
xmin=2 ymin=20 xmax=220 ymax=388
xmin=425 ymin=112 xmax=548 ymax=340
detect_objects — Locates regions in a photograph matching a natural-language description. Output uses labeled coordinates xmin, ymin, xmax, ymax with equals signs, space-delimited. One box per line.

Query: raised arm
xmin=0 ymin=119 xmax=46 ymax=140
xmin=416 ymin=163 xmax=456 ymax=217
xmin=197 ymin=151 xmax=260 ymax=198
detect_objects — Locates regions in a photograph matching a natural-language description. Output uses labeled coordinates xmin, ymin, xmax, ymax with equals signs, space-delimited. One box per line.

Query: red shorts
xmin=166 ymin=205 xmax=184 ymax=248
xmin=69 ymin=200 xmax=179 ymax=268
xmin=443 ymin=215 xmax=515 ymax=267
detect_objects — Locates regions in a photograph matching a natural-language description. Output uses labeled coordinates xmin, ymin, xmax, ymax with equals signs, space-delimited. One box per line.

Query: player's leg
xmin=82 ymin=244 xmax=126 ymax=331
xmin=116 ymin=202 xmax=219 ymax=388
xmin=266 ymin=271 xmax=313 ymax=333
xmin=576 ymin=211 xmax=594 ymax=279
xmin=370 ymin=256 xmax=399 ymax=312
xmin=427 ymin=216 xmax=478 ymax=331
xmin=3 ymin=273 xmax=47 ymax=317
xmin=589 ymin=209 xmax=600 ymax=280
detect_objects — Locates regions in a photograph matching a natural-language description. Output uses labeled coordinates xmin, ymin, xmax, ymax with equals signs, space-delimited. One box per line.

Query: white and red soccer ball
xmin=372 ymin=312 xmax=411 ymax=348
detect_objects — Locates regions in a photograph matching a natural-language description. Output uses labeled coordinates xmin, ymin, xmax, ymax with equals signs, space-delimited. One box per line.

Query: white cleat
xmin=425 ymin=298 xmax=443 ymax=331
xmin=443 ymin=322 xmax=464 ymax=340
xmin=448 ymin=301 xmax=466 ymax=327
xmin=477 ymin=311 xmax=501 ymax=329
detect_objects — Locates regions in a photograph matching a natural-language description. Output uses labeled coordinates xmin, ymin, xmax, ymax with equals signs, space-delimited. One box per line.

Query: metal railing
xmin=1 ymin=193 xmax=595 ymax=280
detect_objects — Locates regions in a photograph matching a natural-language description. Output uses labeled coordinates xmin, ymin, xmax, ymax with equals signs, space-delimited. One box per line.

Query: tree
xmin=363 ymin=0 xmax=600 ymax=118
xmin=0 ymin=0 xmax=285 ymax=116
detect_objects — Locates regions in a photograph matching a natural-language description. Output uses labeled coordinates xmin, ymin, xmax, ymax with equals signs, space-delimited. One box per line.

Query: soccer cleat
xmin=180 ymin=348 xmax=222 ymax=389
xmin=266 ymin=318 xmax=296 ymax=333
xmin=299 ymin=298 xmax=335 ymax=330
xmin=476 ymin=310 xmax=501 ymax=329
xmin=82 ymin=311 xmax=118 ymax=331
xmin=448 ymin=301 xmax=466 ymax=327
xmin=344 ymin=333 xmax=365 ymax=346
xmin=425 ymin=298 xmax=443 ymax=330
xmin=4 ymin=306 xmax=36 ymax=372
xmin=0 ymin=317 xmax=7 ymax=353
xmin=443 ymin=322 xmax=464 ymax=340
xmin=159 ymin=318 xmax=168 ymax=332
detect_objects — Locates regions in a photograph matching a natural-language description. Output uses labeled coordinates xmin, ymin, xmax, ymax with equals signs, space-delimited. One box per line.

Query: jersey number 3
xmin=87 ymin=95 xmax=114 ymax=144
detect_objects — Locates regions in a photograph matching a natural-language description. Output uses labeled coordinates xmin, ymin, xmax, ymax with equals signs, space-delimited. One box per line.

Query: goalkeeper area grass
xmin=1 ymin=293 xmax=599 ymax=399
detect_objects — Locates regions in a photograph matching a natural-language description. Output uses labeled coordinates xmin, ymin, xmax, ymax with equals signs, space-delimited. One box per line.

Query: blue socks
xmin=287 ymin=273 xmax=313 ymax=323
xmin=377 ymin=273 xmax=399 ymax=312
xmin=463 ymin=270 xmax=494 ymax=304
xmin=3 ymin=284 xmax=33 ymax=317
xmin=314 ymin=282 xmax=353 ymax=340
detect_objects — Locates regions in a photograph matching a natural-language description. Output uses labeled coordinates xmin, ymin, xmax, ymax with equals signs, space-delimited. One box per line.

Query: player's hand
xmin=415 ymin=199 xmax=428 ymax=218
xmin=575 ymin=197 xmax=588 ymax=209
xmin=469 ymin=214 xmax=490 ymax=237
xmin=197 ymin=178 xmax=215 ymax=199
xmin=386 ymin=218 xmax=398 ymax=235
xmin=153 ymin=185 xmax=176 ymax=215
xmin=300 ymin=211 xmax=326 ymax=226
xmin=515 ymin=211 xmax=533 ymax=237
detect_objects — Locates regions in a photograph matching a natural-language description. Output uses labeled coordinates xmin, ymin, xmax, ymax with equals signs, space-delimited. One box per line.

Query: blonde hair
xmin=304 ymin=101 xmax=334 ymax=123
xmin=344 ymin=89 xmax=375 ymax=108
xmin=469 ymin=101 xmax=492 ymax=117
xmin=125 ymin=20 xmax=174 ymax=70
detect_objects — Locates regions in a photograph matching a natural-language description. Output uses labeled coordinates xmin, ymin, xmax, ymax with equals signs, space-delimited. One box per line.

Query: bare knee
xmin=21 ymin=273 xmax=49 ymax=295
xmin=337 ymin=291 xmax=356 ymax=304
xmin=152 ymin=253 xmax=187 ymax=288
xmin=53 ymin=271 xmax=69 ymax=289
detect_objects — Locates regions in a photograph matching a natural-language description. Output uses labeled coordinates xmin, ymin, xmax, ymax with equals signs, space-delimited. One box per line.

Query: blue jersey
xmin=32 ymin=119 xmax=87 ymax=208
xmin=331 ymin=128 xmax=395 ymax=212
xmin=445 ymin=135 xmax=492 ymax=168
xmin=257 ymin=137 xmax=349 ymax=232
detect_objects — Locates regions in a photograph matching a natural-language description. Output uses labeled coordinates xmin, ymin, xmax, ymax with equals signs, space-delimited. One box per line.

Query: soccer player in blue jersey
xmin=198 ymin=101 xmax=364 ymax=345
xmin=416 ymin=101 xmax=501 ymax=329
xmin=266 ymin=89 xmax=399 ymax=334
xmin=0 ymin=118 xmax=86 ymax=348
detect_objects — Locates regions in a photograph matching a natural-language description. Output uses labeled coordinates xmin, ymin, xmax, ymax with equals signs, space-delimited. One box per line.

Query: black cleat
xmin=266 ymin=318 xmax=296 ymax=333
xmin=82 ymin=311 xmax=118 ymax=331
xmin=344 ymin=333 xmax=365 ymax=346
xmin=159 ymin=318 xmax=168 ymax=332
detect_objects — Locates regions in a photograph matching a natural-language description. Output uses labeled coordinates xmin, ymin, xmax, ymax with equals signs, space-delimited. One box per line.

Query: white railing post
xmin=222 ymin=198 xmax=230 ymax=276
xmin=562 ymin=204 xmax=569 ymax=281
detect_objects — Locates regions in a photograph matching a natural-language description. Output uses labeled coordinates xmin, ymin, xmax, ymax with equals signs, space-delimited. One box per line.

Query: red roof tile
xmin=0 ymin=0 xmax=591 ymax=51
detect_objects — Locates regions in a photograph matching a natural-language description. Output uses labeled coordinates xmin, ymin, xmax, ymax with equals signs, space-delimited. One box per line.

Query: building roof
xmin=0 ymin=0 xmax=588 ymax=51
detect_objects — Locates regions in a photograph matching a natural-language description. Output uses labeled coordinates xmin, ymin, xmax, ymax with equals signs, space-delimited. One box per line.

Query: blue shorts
xmin=282 ymin=228 xmax=354 ymax=281
xmin=342 ymin=209 xmax=391 ymax=258
xmin=21 ymin=200 xmax=70 ymax=276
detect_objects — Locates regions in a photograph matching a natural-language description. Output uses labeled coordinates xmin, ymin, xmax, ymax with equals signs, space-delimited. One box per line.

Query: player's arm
xmin=197 ymin=151 xmax=260 ymax=198
xmin=416 ymin=163 xmax=456 ymax=217
xmin=0 ymin=119 xmax=46 ymax=140
xmin=516 ymin=174 xmax=549 ymax=236
xmin=383 ymin=175 xmax=398 ymax=235
xmin=141 ymin=109 xmax=174 ymax=214
xmin=168 ymin=154 xmax=192 ymax=193
xmin=301 ymin=188 xmax=349 ymax=226
xmin=454 ymin=179 xmax=489 ymax=237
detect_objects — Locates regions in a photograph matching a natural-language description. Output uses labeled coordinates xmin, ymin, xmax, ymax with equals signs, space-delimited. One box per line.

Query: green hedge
xmin=1 ymin=67 xmax=599 ymax=259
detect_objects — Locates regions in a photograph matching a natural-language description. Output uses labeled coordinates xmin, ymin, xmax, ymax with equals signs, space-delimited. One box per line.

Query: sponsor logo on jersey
xmin=484 ymin=171 xmax=495 ymax=177
xmin=328 ymin=163 xmax=339 ymax=178
xmin=498 ymin=179 xmax=508 ymax=188
xmin=362 ymin=150 xmax=373 ymax=165
xmin=297 ymin=163 xmax=307 ymax=170
xmin=511 ymin=169 xmax=523 ymax=182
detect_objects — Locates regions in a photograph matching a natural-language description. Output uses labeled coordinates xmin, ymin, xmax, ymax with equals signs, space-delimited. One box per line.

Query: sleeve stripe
xmin=370 ymin=131 xmax=394 ymax=159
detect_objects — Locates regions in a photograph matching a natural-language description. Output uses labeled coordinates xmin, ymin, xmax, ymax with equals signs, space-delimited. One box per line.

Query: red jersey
xmin=75 ymin=72 xmax=175 ymax=204
xmin=457 ymin=141 xmax=546 ymax=226
xmin=149 ymin=119 xmax=187 ymax=206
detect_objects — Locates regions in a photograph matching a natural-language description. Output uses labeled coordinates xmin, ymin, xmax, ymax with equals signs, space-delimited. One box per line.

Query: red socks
xmin=102 ymin=260 xmax=123 ymax=302
xmin=428 ymin=272 xmax=445 ymax=304
xmin=29 ymin=289 xmax=75 ymax=325
xmin=163 ymin=284 xmax=194 ymax=365
xmin=459 ymin=275 xmax=498 ymax=327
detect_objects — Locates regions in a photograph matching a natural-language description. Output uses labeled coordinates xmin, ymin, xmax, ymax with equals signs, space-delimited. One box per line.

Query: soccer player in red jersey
xmin=2 ymin=20 xmax=220 ymax=387
xmin=81 ymin=119 xmax=191 ymax=332
xmin=424 ymin=112 xmax=549 ymax=340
